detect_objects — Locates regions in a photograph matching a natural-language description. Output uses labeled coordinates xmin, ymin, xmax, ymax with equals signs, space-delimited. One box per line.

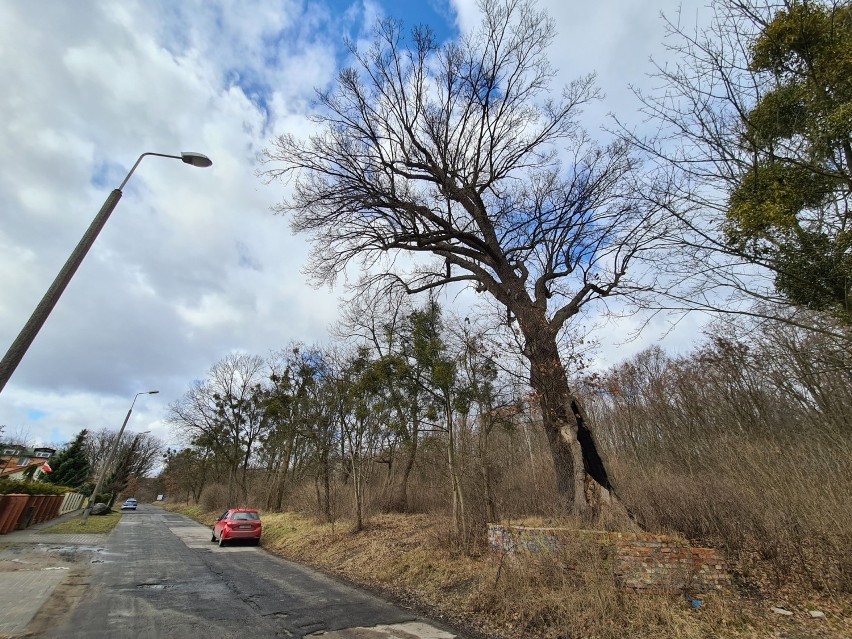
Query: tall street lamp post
xmin=81 ymin=390 xmax=159 ymax=524
xmin=0 ymin=152 xmax=212 ymax=394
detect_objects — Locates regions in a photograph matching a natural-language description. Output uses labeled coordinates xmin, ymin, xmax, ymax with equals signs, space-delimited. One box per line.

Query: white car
xmin=120 ymin=498 xmax=138 ymax=510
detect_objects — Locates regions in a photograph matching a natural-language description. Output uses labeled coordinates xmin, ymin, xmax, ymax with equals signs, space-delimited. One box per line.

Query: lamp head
xmin=147 ymin=390 xmax=160 ymax=395
xmin=180 ymin=152 xmax=213 ymax=168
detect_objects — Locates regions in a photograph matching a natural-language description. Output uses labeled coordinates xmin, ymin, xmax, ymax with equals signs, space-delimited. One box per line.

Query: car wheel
xmin=252 ymin=539 xmax=260 ymax=546
xmin=211 ymin=531 xmax=217 ymax=542
xmin=218 ymin=534 xmax=226 ymax=548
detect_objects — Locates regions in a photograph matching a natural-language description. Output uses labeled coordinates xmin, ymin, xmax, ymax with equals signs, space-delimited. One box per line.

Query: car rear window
xmin=231 ymin=512 xmax=259 ymax=521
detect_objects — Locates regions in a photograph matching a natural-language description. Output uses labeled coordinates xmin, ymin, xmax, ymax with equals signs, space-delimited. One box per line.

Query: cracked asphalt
xmin=38 ymin=505 xmax=459 ymax=639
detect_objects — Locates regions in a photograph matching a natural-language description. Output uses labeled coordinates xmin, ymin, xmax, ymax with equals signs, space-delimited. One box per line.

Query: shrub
xmin=0 ymin=478 xmax=76 ymax=496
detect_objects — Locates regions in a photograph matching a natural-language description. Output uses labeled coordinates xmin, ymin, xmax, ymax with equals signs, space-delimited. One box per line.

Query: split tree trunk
xmin=518 ymin=312 xmax=600 ymax=518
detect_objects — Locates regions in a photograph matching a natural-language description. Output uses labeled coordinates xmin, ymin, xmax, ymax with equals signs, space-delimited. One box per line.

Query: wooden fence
xmin=0 ymin=492 xmax=85 ymax=534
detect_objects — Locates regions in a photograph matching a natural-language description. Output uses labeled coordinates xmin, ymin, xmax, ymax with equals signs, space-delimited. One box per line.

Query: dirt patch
xmin=0 ymin=543 xmax=94 ymax=637
xmin=25 ymin=567 xmax=91 ymax=637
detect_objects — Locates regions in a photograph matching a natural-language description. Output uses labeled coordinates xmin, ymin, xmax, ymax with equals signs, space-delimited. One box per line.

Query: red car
xmin=211 ymin=509 xmax=262 ymax=547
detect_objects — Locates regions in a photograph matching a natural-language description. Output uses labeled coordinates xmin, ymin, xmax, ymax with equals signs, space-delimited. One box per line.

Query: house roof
xmin=0 ymin=445 xmax=56 ymax=457
xmin=1 ymin=461 xmax=44 ymax=478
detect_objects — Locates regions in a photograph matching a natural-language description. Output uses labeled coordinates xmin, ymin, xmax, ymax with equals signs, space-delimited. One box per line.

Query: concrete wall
xmin=488 ymin=524 xmax=731 ymax=592
xmin=59 ymin=492 xmax=84 ymax=514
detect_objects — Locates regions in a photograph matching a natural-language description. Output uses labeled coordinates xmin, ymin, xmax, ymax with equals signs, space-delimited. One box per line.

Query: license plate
xmin=239 ymin=525 xmax=252 ymax=529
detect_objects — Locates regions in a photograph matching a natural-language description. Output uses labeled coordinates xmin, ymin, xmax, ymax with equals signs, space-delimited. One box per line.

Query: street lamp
xmin=81 ymin=390 xmax=159 ymax=524
xmin=0 ymin=152 xmax=212 ymax=393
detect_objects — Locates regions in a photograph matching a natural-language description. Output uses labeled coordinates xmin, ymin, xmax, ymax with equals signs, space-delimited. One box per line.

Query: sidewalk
xmin=1 ymin=508 xmax=105 ymax=545
xmin=0 ymin=509 xmax=110 ymax=636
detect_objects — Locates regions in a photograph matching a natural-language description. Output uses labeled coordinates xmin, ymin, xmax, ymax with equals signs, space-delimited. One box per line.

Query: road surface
xmin=21 ymin=505 xmax=460 ymax=638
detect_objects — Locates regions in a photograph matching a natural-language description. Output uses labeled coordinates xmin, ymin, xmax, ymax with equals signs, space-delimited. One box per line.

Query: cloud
xmin=1 ymin=0 xmax=712 ymax=452
xmin=0 ymin=0 xmax=344 ymax=447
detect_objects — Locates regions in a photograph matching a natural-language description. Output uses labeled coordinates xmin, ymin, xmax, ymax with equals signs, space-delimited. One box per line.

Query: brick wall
xmin=488 ymin=524 xmax=731 ymax=592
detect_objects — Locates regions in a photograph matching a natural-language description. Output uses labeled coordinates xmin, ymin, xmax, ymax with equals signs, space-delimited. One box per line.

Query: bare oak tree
xmin=263 ymin=0 xmax=667 ymax=514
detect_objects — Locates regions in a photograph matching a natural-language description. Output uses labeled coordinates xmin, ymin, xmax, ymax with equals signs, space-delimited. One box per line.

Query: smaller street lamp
xmin=81 ymin=390 xmax=159 ymax=524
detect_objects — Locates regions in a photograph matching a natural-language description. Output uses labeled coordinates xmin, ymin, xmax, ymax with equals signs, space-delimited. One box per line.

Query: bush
xmin=199 ymin=483 xmax=229 ymax=511
xmin=0 ymin=478 xmax=76 ymax=496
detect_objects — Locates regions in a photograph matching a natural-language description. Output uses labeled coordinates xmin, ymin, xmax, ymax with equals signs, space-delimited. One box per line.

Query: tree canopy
xmin=633 ymin=0 xmax=852 ymax=323
xmin=263 ymin=0 xmax=664 ymax=516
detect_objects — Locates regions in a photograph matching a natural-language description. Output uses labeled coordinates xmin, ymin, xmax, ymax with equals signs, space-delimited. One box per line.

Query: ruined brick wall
xmin=488 ymin=524 xmax=730 ymax=592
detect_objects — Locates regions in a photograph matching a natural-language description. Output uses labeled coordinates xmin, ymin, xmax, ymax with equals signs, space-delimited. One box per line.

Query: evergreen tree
xmin=44 ymin=429 xmax=90 ymax=488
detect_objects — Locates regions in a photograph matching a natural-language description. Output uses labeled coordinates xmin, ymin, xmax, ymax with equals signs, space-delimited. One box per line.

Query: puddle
xmin=39 ymin=545 xmax=105 ymax=554
xmin=27 ymin=544 xmax=108 ymax=563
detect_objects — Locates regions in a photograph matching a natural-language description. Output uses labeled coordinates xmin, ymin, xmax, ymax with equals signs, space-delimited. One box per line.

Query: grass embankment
xmin=40 ymin=512 xmax=122 ymax=534
xmin=160 ymin=503 xmax=850 ymax=639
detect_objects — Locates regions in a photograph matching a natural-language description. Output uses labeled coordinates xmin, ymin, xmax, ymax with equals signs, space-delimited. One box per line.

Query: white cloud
xmin=1 ymin=0 xmax=715 ymax=452
xmin=0 ymin=0 xmax=343 ymax=448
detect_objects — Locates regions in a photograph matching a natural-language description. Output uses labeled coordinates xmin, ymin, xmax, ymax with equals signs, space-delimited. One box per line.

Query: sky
xmin=0 ymin=0 xmax=708 ymax=451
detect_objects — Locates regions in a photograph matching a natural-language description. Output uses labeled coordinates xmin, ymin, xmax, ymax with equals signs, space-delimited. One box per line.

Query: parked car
xmin=211 ymin=509 xmax=262 ymax=547
xmin=120 ymin=499 xmax=137 ymax=510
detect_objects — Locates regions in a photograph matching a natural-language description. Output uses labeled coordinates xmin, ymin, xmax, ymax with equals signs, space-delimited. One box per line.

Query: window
xmin=231 ymin=512 xmax=259 ymax=521
xmin=3 ymin=449 xmax=17 ymax=455
xmin=34 ymin=451 xmax=51 ymax=458
xmin=16 ymin=457 xmax=31 ymax=466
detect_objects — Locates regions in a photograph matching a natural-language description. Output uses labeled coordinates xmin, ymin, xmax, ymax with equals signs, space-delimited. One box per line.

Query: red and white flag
xmin=40 ymin=462 xmax=52 ymax=473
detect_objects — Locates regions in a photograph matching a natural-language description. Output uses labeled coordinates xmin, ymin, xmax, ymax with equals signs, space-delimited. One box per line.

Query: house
xmin=0 ymin=444 xmax=56 ymax=480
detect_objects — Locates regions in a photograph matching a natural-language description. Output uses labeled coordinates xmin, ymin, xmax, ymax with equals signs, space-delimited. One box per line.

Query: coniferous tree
xmin=44 ymin=429 xmax=91 ymax=488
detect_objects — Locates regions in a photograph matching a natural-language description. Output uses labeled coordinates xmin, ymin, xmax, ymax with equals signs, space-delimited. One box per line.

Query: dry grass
xmin=157 ymin=322 xmax=852 ymax=636
xmin=159 ymin=503 xmax=851 ymax=638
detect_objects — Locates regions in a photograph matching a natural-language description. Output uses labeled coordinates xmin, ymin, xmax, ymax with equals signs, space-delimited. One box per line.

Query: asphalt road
xmin=42 ymin=505 xmax=459 ymax=639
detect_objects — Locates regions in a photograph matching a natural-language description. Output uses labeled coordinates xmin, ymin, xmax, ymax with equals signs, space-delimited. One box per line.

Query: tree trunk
xmin=351 ymin=454 xmax=363 ymax=532
xmin=446 ymin=404 xmax=466 ymax=539
xmin=477 ymin=413 xmax=497 ymax=523
xmin=393 ymin=411 xmax=419 ymax=512
xmin=321 ymin=449 xmax=332 ymax=522
xmin=518 ymin=314 xmax=590 ymax=517
xmin=273 ymin=438 xmax=294 ymax=511
xmin=516 ymin=312 xmax=637 ymax=525
xmin=194 ymin=449 xmax=209 ymax=504
xmin=226 ymin=465 xmax=236 ymax=506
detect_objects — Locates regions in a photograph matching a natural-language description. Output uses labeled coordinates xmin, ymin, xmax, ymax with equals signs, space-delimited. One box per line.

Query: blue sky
xmin=0 ymin=0 xmax=707 ymax=451
xmin=329 ymin=0 xmax=458 ymax=39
